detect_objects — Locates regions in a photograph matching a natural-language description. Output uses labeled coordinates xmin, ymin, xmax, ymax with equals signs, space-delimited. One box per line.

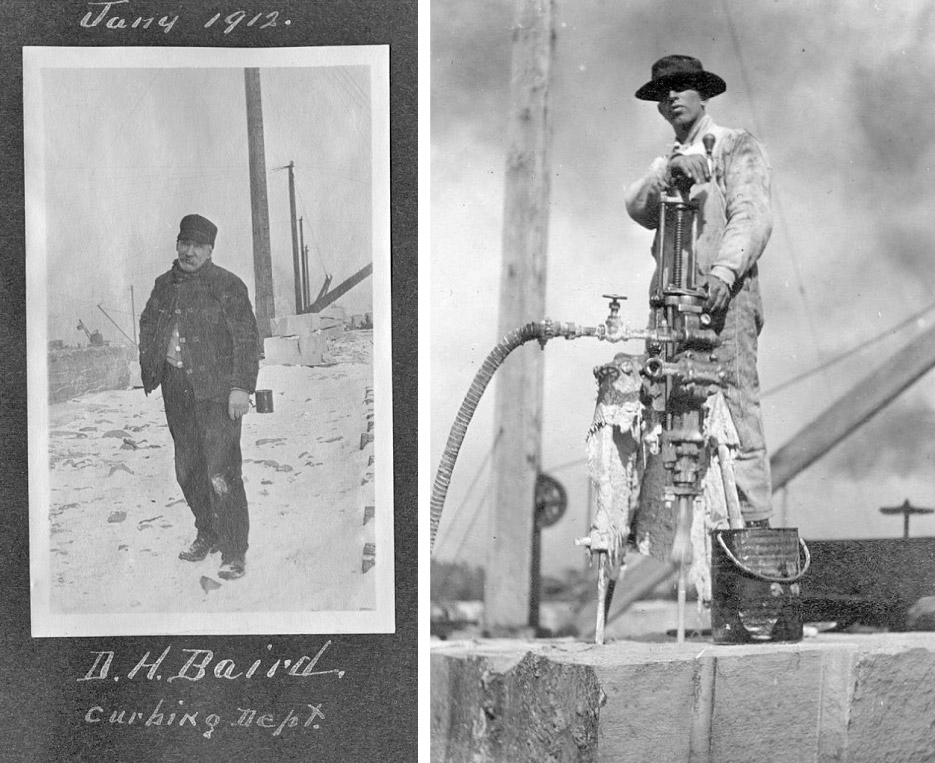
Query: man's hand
xmin=667 ymin=153 xmax=710 ymax=187
xmin=228 ymin=389 xmax=250 ymax=420
xmin=701 ymin=274 xmax=731 ymax=312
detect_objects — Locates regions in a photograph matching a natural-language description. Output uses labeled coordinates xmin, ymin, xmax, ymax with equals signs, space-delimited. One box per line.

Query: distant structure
xmin=880 ymin=499 xmax=935 ymax=539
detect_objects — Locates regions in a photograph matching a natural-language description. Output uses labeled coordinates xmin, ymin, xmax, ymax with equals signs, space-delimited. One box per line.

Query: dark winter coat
xmin=139 ymin=260 xmax=259 ymax=401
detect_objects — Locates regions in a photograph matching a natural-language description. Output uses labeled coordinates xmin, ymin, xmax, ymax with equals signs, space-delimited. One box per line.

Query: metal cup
xmin=255 ymin=389 xmax=274 ymax=413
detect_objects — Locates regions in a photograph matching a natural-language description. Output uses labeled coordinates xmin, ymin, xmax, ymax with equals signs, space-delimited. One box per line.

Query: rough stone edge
xmin=432 ymin=650 xmax=603 ymax=762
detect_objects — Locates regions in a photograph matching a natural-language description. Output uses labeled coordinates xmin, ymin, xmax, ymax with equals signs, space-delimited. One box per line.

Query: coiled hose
xmin=430 ymin=321 xmax=559 ymax=553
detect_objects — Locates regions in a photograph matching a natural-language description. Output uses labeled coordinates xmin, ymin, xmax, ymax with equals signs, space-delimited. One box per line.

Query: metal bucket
xmin=255 ymin=389 xmax=274 ymax=414
xmin=710 ymin=528 xmax=810 ymax=644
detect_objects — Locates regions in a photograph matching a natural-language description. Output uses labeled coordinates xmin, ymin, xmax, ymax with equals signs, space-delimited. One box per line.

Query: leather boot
xmin=179 ymin=533 xmax=219 ymax=562
xmin=218 ymin=556 xmax=246 ymax=580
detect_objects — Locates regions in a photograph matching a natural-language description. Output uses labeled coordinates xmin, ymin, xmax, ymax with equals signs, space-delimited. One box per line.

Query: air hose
xmin=430 ymin=319 xmax=594 ymax=553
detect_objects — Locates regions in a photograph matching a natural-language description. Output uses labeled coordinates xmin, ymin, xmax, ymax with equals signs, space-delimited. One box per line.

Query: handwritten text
xmin=84 ymin=698 xmax=325 ymax=739
xmin=78 ymin=641 xmax=345 ymax=683
xmin=79 ymin=1 xmax=292 ymax=34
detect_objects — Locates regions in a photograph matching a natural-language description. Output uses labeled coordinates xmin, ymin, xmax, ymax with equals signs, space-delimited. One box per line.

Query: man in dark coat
xmin=139 ymin=214 xmax=259 ymax=580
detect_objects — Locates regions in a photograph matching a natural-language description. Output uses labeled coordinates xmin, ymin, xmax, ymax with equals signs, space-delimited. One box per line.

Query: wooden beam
xmin=302 ymin=263 xmax=372 ymax=314
xmin=771 ymin=323 xmax=935 ymax=490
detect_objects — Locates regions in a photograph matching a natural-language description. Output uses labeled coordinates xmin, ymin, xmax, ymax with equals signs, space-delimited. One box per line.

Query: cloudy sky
xmin=32 ymin=51 xmax=373 ymax=348
xmin=431 ymin=0 xmax=935 ymax=572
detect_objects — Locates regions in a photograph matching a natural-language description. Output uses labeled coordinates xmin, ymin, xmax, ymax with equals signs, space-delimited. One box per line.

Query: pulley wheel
xmin=535 ymin=473 xmax=567 ymax=528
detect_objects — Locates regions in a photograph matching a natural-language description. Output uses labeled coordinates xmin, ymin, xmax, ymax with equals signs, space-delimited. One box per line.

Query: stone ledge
xmin=431 ymin=634 xmax=935 ymax=763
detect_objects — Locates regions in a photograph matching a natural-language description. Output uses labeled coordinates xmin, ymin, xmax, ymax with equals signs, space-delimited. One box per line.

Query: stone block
xmin=433 ymin=650 xmax=600 ymax=763
xmin=847 ymin=647 xmax=935 ymax=763
xmin=817 ymin=648 xmax=856 ymax=763
xmin=270 ymin=313 xmax=322 ymax=336
xmin=432 ymin=635 xmax=935 ymax=762
xmin=48 ymin=345 xmax=132 ymax=403
xmin=709 ymin=648 xmax=823 ymax=763
xmin=431 ymin=655 xmax=453 ymax=763
xmin=594 ymin=657 xmax=697 ymax=762
xmin=263 ymin=334 xmax=331 ymax=365
xmin=320 ymin=304 xmax=346 ymax=323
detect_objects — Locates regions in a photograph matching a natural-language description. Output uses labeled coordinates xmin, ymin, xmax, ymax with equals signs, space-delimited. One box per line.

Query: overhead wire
xmin=294 ymin=182 xmax=332 ymax=278
xmin=332 ymin=66 xmax=371 ymax=113
xmin=58 ymin=71 xmax=162 ymax=220
xmin=338 ymin=66 xmax=370 ymax=106
xmin=324 ymin=68 xmax=368 ymax=130
xmin=720 ymin=0 xmax=830 ymax=382
xmin=763 ymin=299 xmax=935 ymax=397
xmin=433 ymin=428 xmax=503 ymax=562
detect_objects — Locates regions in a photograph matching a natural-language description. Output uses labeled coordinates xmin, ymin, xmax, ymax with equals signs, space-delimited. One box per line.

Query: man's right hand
xmin=700 ymin=274 xmax=731 ymax=312
xmin=668 ymin=154 xmax=710 ymax=187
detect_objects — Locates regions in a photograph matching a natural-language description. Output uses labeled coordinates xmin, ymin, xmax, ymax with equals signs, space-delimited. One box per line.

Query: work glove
xmin=701 ymin=274 xmax=731 ymax=312
xmin=667 ymin=153 xmax=710 ymax=187
xmin=228 ymin=389 xmax=250 ymax=420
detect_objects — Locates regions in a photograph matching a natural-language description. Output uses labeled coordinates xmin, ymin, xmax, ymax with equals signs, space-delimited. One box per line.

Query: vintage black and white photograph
xmin=26 ymin=45 xmax=393 ymax=637
xmin=430 ymin=1 xmax=935 ymax=759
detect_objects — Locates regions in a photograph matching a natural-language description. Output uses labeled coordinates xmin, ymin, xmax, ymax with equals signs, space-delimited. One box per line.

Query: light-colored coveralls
xmin=624 ymin=113 xmax=773 ymax=521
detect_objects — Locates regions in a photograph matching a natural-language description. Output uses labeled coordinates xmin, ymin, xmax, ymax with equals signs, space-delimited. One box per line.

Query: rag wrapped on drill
xmin=586 ymin=353 xmax=739 ymax=605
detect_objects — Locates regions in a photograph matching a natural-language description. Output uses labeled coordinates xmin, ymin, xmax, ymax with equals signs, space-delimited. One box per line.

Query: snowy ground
xmin=44 ymin=331 xmax=376 ymax=617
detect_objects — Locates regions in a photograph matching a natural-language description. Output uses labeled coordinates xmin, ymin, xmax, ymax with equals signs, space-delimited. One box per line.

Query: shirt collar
xmin=673 ymin=113 xmax=716 ymax=151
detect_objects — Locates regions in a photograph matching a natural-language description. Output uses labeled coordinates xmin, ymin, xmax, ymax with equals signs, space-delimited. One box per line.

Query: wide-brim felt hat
xmin=635 ymin=55 xmax=726 ymax=101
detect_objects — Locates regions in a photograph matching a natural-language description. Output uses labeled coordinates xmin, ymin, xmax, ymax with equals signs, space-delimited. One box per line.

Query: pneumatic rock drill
xmin=641 ymin=133 xmax=727 ymax=641
xmin=577 ymin=134 xmax=728 ymax=643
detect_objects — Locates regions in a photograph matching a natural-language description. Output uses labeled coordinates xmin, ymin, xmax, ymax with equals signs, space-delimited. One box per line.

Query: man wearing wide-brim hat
xmin=139 ymin=213 xmax=259 ymax=580
xmin=625 ymin=55 xmax=774 ymax=527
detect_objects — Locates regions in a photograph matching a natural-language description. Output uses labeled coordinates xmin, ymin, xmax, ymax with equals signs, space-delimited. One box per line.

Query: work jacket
xmin=624 ymin=113 xmax=773 ymax=298
xmin=139 ymin=260 xmax=259 ymax=401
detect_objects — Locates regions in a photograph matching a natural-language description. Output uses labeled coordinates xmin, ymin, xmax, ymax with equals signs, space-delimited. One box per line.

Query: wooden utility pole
xmin=303 ymin=245 xmax=311 ymax=307
xmin=485 ymin=0 xmax=555 ymax=635
xmin=244 ymin=68 xmax=275 ymax=340
xmin=298 ymin=216 xmax=309 ymax=311
xmin=286 ymin=161 xmax=303 ymax=315
xmin=130 ymin=285 xmax=136 ymax=346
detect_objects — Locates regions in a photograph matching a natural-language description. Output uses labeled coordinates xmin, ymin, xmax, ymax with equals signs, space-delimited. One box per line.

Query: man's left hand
xmin=228 ymin=389 xmax=250 ymax=420
xmin=701 ymin=274 xmax=731 ymax=312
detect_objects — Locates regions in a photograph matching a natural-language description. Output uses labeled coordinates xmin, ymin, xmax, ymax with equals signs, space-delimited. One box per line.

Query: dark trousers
xmin=162 ymin=363 xmax=249 ymax=559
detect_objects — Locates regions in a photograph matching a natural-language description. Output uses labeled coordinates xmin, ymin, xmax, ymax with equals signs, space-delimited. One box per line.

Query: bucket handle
xmin=716 ymin=534 xmax=811 ymax=584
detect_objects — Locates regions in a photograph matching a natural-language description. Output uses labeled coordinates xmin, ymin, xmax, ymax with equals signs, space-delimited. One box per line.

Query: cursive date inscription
xmin=78 ymin=1 xmax=292 ymax=34
xmin=80 ymin=0 xmax=178 ymax=33
xmin=205 ymin=10 xmax=290 ymax=34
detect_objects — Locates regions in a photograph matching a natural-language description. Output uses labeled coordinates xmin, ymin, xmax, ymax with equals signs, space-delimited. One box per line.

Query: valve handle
xmin=602 ymin=294 xmax=628 ymax=312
